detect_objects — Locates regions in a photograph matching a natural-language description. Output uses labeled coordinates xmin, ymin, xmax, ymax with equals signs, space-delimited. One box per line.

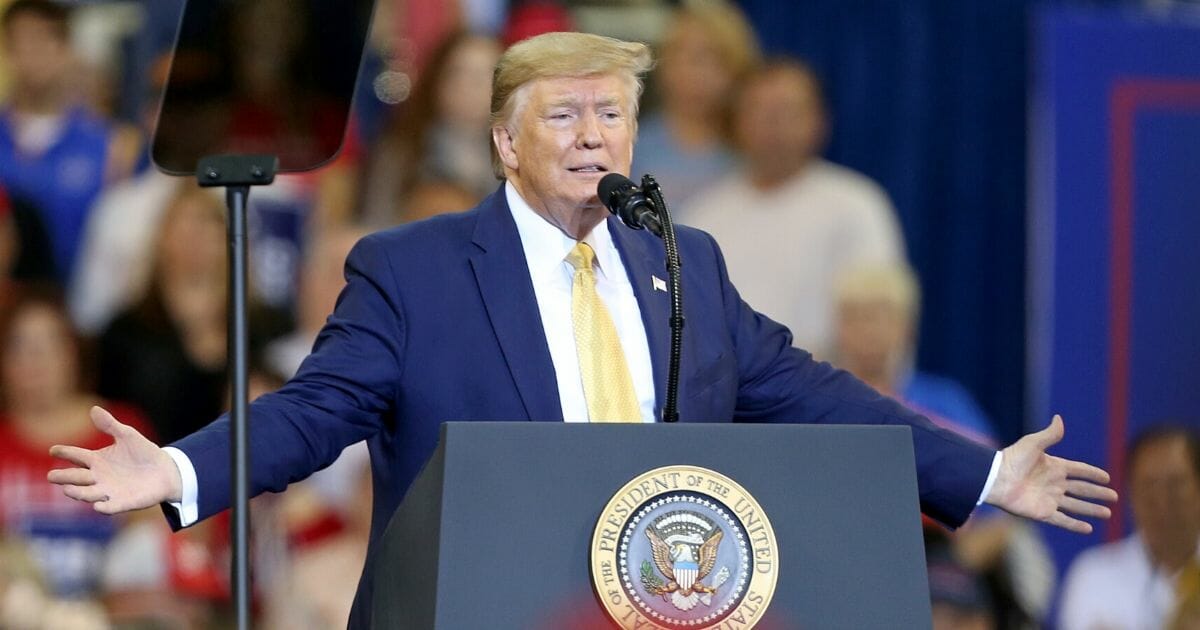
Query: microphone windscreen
xmin=598 ymin=173 xmax=635 ymax=205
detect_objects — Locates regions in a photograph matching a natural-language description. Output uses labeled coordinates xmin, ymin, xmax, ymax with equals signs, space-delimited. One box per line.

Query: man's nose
xmin=576 ymin=113 xmax=604 ymax=149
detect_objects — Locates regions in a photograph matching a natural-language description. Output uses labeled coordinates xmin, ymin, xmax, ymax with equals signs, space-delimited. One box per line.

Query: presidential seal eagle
xmin=642 ymin=525 xmax=729 ymax=611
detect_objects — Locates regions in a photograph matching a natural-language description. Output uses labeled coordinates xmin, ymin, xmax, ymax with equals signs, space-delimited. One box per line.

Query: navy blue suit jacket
xmin=166 ymin=187 xmax=994 ymax=624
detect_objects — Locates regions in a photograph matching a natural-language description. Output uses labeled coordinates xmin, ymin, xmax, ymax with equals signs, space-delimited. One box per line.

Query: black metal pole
xmin=227 ymin=184 xmax=251 ymax=629
xmin=642 ymin=174 xmax=683 ymax=423
xmin=197 ymin=155 xmax=276 ymax=630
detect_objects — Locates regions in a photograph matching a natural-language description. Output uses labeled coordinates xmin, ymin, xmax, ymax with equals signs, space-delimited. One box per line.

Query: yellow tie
xmin=566 ymin=242 xmax=641 ymax=423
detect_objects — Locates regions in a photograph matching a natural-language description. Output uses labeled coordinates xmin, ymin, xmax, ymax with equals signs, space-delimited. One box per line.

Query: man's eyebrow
xmin=543 ymin=95 xmax=623 ymax=109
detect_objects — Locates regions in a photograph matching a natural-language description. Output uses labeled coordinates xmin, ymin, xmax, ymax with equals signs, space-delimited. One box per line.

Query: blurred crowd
xmin=0 ymin=0 xmax=1192 ymax=628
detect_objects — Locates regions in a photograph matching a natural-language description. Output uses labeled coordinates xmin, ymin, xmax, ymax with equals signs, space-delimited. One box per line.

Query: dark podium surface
xmin=371 ymin=422 xmax=932 ymax=629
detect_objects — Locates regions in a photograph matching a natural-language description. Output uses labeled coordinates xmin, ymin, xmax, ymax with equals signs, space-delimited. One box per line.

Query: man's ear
xmin=493 ymin=126 xmax=519 ymax=172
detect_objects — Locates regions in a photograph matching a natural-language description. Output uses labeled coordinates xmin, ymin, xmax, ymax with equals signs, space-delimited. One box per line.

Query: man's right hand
xmin=47 ymin=406 xmax=182 ymax=514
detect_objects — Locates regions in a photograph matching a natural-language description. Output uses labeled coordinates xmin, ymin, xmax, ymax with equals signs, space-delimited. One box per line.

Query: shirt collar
xmin=505 ymin=181 xmax=619 ymax=282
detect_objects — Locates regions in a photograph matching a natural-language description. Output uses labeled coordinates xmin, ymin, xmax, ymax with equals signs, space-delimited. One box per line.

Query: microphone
xmin=599 ymin=172 xmax=684 ymax=422
xmin=598 ymin=173 xmax=663 ymax=237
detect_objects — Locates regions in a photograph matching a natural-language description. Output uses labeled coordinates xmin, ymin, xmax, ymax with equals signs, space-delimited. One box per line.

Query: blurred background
xmin=0 ymin=0 xmax=1198 ymax=628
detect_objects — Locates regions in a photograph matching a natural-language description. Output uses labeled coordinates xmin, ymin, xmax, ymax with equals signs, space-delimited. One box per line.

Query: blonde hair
xmin=489 ymin=31 xmax=653 ymax=178
xmin=665 ymin=0 xmax=761 ymax=81
xmin=835 ymin=263 xmax=921 ymax=321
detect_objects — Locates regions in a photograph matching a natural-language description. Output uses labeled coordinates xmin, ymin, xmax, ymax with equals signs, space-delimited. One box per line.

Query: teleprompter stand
xmin=196 ymin=154 xmax=278 ymax=630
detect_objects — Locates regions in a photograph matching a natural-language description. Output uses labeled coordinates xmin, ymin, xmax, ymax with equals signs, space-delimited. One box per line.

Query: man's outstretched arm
xmin=48 ymin=233 xmax=405 ymax=523
xmin=697 ymin=229 xmax=1118 ymax=531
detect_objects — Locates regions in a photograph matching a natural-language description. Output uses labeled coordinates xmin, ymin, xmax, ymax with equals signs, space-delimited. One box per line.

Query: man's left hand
xmin=985 ymin=415 xmax=1118 ymax=533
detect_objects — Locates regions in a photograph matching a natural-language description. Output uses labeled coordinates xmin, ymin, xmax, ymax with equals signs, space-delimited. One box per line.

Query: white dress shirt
xmin=164 ymin=182 xmax=999 ymax=526
xmin=505 ymin=182 xmax=657 ymax=423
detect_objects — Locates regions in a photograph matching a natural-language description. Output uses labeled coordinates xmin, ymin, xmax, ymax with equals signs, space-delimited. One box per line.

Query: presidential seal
xmin=590 ymin=466 xmax=779 ymax=629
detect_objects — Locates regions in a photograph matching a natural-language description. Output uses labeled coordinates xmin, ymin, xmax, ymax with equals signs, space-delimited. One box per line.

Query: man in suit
xmin=48 ymin=32 xmax=1115 ymax=625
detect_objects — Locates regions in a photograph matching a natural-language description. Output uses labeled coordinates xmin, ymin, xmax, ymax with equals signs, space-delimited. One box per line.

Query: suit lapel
xmin=608 ymin=218 xmax=671 ymax=420
xmin=469 ymin=190 xmax=563 ymax=422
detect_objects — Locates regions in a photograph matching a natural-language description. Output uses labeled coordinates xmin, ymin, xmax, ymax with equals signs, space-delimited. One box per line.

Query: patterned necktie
xmin=566 ymin=241 xmax=641 ymax=422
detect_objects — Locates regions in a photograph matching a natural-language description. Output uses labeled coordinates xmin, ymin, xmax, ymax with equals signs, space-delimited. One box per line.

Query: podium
xmin=369 ymin=422 xmax=933 ymax=629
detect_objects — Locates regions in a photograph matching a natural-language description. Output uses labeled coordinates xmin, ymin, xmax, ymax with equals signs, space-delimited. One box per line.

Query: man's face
xmin=835 ymin=298 xmax=911 ymax=385
xmin=495 ymin=74 xmax=634 ymax=236
xmin=659 ymin=18 xmax=734 ymax=115
xmin=3 ymin=14 xmax=71 ymax=94
xmin=734 ymin=70 xmax=825 ymax=184
xmin=437 ymin=36 xmax=501 ymax=130
xmin=1130 ymin=436 xmax=1200 ymax=567
xmin=1 ymin=304 xmax=77 ymax=408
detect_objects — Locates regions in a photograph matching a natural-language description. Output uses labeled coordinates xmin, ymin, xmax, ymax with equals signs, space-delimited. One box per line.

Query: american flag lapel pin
xmin=652 ymin=275 xmax=667 ymax=292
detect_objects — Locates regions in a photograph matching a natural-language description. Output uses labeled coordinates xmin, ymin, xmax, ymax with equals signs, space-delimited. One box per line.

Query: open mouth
xmin=567 ymin=164 xmax=608 ymax=173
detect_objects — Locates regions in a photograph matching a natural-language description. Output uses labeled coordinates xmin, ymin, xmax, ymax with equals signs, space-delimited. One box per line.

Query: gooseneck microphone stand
xmin=641 ymin=174 xmax=684 ymax=423
xmin=196 ymin=153 xmax=278 ymax=630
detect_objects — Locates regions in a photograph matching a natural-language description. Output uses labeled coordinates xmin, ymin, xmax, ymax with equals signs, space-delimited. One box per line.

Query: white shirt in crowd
xmin=68 ymin=169 xmax=179 ymax=334
xmin=683 ymin=159 xmax=905 ymax=358
xmin=1059 ymin=533 xmax=1189 ymax=630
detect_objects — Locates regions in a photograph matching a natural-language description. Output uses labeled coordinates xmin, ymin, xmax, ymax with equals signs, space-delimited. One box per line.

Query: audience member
xmin=834 ymin=262 xmax=1056 ymax=626
xmin=4 ymin=186 xmax=55 ymax=284
xmin=499 ymin=1 xmax=573 ymax=48
xmin=0 ymin=0 xmax=130 ymax=283
xmin=68 ymin=61 xmax=186 ymax=336
xmin=266 ymin=225 xmax=368 ymax=379
xmin=685 ymin=60 xmax=905 ymax=356
xmin=1060 ymin=425 xmax=1200 ymax=629
xmin=0 ymin=286 xmax=150 ymax=599
xmin=100 ymin=514 xmax=227 ymax=630
xmin=926 ymin=534 xmax=998 ymax=630
xmin=264 ymin=465 xmax=371 ymax=629
xmin=67 ymin=4 xmax=146 ymax=178
xmin=0 ymin=534 xmax=47 ymax=629
xmin=360 ymin=31 xmax=501 ymax=226
xmin=69 ymin=176 xmax=198 ymax=336
xmin=402 ymin=178 xmax=480 ymax=222
xmin=832 ymin=263 xmax=994 ymax=442
xmin=96 ymin=186 xmax=229 ymax=445
xmin=631 ymin=0 xmax=760 ymax=210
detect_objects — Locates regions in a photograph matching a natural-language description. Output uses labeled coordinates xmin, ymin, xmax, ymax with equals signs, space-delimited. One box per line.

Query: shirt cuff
xmin=976 ymin=451 xmax=1003 ymax=506
xmin=162 ymin=446 xmax=199 ymax=527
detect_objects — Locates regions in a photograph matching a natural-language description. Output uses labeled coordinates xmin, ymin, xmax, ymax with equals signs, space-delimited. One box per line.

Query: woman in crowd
xmin=631 ymin=0 xmax=761 ymax=211
xmin=96 ymin=185 xmax=229 ymax=445
xmin=0 ymin=285 xmax=150 ymax=601
xmin=359 ymin=31 xmax=501 ymax=226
